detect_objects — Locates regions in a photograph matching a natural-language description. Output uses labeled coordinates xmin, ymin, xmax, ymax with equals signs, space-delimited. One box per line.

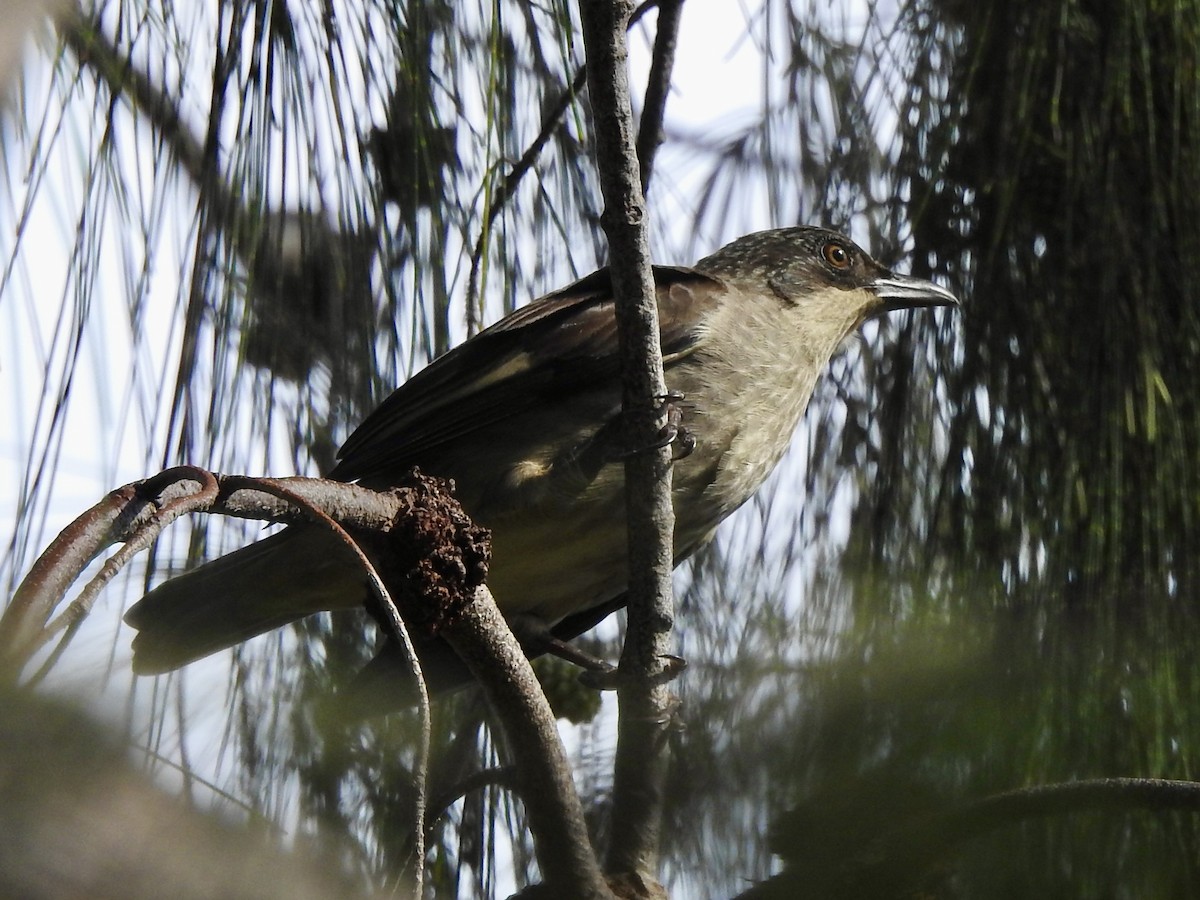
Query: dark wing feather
xmin=329 ymin=265 xmax=720 ymax=484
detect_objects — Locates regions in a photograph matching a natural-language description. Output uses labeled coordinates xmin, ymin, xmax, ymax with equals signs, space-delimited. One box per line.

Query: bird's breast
xmin=480 ymin=317 xmax=826 ymax=625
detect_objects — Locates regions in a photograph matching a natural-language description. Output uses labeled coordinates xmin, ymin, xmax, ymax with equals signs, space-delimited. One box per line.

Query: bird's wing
xmin=329 ymin=265 xmax=723 ymax=484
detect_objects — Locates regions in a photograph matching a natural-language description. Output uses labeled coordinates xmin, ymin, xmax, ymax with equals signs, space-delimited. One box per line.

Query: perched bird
xmin=125 ymin=226 xmax=957 ymax=697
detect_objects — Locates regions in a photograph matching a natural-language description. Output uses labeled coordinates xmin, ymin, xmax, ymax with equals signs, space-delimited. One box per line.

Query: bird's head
xmin=695 ymin=226 xmax=959 ymax=334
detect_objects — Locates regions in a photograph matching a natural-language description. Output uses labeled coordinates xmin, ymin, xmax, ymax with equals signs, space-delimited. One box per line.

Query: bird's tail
xmin=124 ymin=527 xmax=368 ymax=674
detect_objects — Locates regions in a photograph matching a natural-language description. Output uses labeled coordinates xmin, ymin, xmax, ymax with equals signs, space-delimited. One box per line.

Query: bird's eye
xmin=822 ymin=241 xmax=852 ymax=270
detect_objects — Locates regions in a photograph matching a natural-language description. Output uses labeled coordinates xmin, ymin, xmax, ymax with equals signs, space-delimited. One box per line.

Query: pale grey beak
xmin=873 ymin=273 xmax=960 ymax=310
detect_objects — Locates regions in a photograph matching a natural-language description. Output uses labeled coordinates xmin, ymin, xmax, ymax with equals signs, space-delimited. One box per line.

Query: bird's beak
xmin=872 ymin=272 xmax=960 ymax=310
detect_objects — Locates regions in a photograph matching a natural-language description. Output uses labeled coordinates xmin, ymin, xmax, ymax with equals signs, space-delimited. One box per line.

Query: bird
xmin=124 ymin=226 xmax=958 ymax=700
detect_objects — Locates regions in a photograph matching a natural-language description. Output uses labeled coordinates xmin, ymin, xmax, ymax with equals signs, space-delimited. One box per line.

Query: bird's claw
xmin=620 ymin=392 xmax=696 ymax=460
xmin=578 ymin=654 xmax=687 ymax=691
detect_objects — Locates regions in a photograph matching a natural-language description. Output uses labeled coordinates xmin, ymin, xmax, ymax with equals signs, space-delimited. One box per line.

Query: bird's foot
xmin=578 ymin=654 xmax=687 ymax=691
xmin=510 ymin=614 xmax=687 ymax=691
xmin=511 ymin=615 xmax=616 ymax=673
xmin=562 ymin=392 xmax=695 ymax=485
xmin=618 ymin=391 xmax=696 ymax=461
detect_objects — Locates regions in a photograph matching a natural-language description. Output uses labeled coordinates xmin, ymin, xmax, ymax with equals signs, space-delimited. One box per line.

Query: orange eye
xmin=822 ymin=241 xmax=851 ymax=269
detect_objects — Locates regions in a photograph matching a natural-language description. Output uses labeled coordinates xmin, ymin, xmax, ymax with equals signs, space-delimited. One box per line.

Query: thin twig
xmin=424 ymin=765 xmax=519 ymax=835
xmin=877 ymin=777 xmax=1200 ymax=867
xmin=59 ymin=11 xmax=209 ymax=191
xmin=635 ymin=0 xmax=683 ymax=194
xmin=1 ymin=467 xmax=220 ymax=678
xmin=464 ymin=0 xmax=666 ymax=334
xmin=222 ymin=475 xmax=431 ymax=900
xmin=735 ymin=778 xmax=1200 ymax=899
xmin=464 ymin=63 xmax=588 ymax=334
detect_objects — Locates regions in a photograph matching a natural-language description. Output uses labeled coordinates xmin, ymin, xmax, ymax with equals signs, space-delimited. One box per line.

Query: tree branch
xmin=440 ymin=588 xmax=615 ymax=899
xmin=857 ymin=777 xmax=1200 ymax=889
xmin=735 ymin=777 xmax=1200 ymax=900
xmin=635 ymin=0 xmax=683 ymax=194
xmin=1 ymin=467 xmax=615 ymax=898
xmin=578 ymin=0 xmax=677 ymax=886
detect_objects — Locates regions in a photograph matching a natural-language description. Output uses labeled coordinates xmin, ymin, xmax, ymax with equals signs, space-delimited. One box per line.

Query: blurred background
xmin=3 ymin=1 xmax=1200 ymax=897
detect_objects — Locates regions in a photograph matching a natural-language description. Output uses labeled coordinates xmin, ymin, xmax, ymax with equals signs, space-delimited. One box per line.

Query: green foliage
xmin=869 ymin=0 xmax=1200 ymax=601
